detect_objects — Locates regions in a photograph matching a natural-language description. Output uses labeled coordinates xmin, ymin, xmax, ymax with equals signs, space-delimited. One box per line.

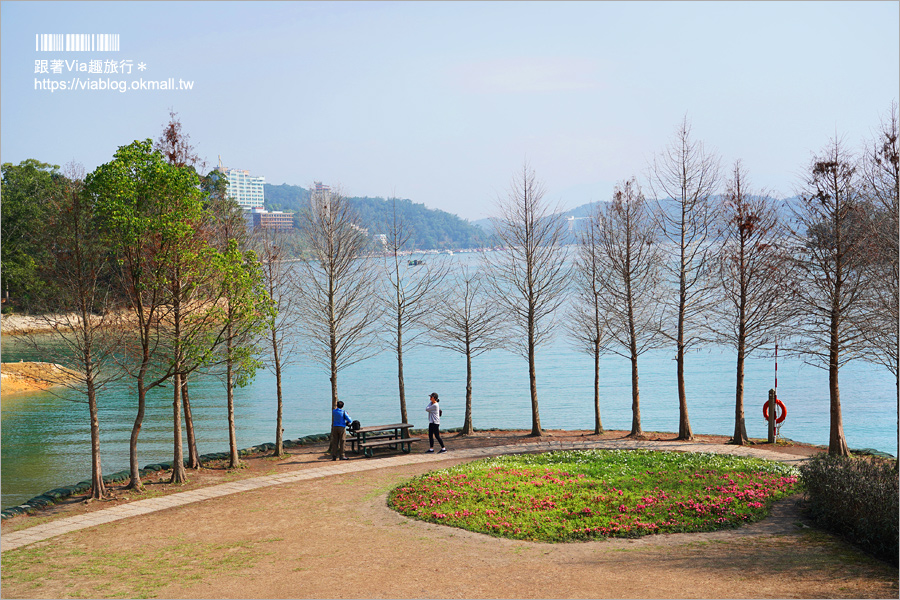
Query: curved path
xmin=1 ymin=437 xmax=807 ymax=553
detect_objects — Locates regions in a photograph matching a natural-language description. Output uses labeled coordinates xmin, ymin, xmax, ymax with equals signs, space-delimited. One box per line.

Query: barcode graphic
xmin=35 ymin=34 xmax=120 ymax=52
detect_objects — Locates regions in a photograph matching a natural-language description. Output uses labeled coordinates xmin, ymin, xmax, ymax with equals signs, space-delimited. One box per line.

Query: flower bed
xmin=388 ymin=449 xmax=799 ymax=542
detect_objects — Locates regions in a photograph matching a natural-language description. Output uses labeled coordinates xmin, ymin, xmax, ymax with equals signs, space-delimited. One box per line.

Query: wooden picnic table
xmin=347 ymin=423 xmax=420 ymax=457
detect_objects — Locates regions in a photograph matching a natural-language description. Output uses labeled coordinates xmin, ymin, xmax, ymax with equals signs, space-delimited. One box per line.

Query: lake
xmin=2 ymin=326 xmax=896 ymax=509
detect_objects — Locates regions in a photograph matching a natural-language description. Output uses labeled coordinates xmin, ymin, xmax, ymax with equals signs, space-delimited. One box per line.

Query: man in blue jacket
xmin=330 ymin=401 xmax=352 ymax=461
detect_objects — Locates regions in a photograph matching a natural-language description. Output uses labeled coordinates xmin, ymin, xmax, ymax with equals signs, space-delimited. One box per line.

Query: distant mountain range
xmin=264 ymin=183 xmax=490 ymax=250
xmin=471 ymin=201 xmax=608 ymax=239
xmin=265 ymin=183 xmax=803 ymax=250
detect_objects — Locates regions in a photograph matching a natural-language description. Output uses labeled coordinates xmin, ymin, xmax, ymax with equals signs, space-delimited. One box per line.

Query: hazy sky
xmin=2 ymin=1 xmax=897 ymax=220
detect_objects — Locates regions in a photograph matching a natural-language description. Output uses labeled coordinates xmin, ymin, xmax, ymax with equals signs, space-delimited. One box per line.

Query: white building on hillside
xmin=217 ymin=157 xmax=265 ymax=210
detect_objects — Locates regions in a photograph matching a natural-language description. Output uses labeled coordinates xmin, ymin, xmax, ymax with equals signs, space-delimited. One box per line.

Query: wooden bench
xmin=346 ymin=433 xmax=396 ymax=454
xmin=349 ymin=423 xmax=419 ymax=457
xmin=356 ymin=436 xmax=421 ymax=457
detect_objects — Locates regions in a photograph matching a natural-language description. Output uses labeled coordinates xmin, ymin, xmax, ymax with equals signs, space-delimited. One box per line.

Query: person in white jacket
xmin=425 ymin=392 xmax=446 ymax=453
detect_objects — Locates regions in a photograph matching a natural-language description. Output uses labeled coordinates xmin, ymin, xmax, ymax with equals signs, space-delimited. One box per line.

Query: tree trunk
xmin=182 ymin=376 xmax=200 ymax=468
xmin=397 ymin=319 xmax=408 ymax=424
xmin=732 ymin=342 xmax=749 ymax=445
xmin=676 ymin=207 xmax=693 ymax=441
xmin=170 ymin=288 xmax=187 ymax=484
xmin=828 ymin=316 xmax=849 ymax=456
xmin=593 ymin=343 xmax=602 ymax=434
xmin=88 ymin=382 xmax=105 ymax=500
xmin=676 ymin=337 xmax=693 ymax=439
xmin=126 ymin=380 xmax=146 ymax=491
xmin=127 ymin=329 xmax=151 ymax=491
xmin=626 ymin=276 xmax=643 ymax=439
xmin=732 ymin=228 xmax=749 ymax=446
xmin=171 ymin=371 xmax=187 ymax=483
xmin=676 ymin=342 xmax=693 ymax=440
xmin=461 ymin=342 xmax=474 ymax=435
xmin=273 ymin=328 xmax=284 ymax=457
xmin=84 ymin=346 xmax=105 ymax=500
xmin=629 ymin=354 xmax=643 ymax=438
xmin=528 ymin=332 xmax=542 ymax=436
xmin=227 ymin=322 xmax=240 ymax=469
xmin=330 ymin=296 xmax=339 ymax=409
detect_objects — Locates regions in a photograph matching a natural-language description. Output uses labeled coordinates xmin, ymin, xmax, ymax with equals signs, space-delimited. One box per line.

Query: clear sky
xmin=2 ymin=1 xmax=897 ymax=220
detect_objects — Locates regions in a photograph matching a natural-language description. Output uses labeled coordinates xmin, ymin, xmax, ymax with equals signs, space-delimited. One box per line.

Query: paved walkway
xmin=0 ymin=438 xmax=806 ymax=553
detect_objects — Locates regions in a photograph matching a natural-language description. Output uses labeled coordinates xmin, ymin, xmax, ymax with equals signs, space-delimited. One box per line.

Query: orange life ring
xmin=763 ymin=399 xmax=787 ymax=424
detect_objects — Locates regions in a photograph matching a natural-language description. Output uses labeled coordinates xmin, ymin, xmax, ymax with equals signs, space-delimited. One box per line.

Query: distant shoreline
xmin=1 ymin=313 xmax=60 ymax=336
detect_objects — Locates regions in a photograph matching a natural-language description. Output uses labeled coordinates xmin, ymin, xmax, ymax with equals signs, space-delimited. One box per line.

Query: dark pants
xmin=428 ymin=423 xmax=444 ymax=449
xmin=330 ymin=425 xmax=346 ymax=459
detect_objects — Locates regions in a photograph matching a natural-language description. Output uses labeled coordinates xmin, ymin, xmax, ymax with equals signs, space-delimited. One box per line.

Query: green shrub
xmin=799 ymin=453 xmax=898 ymax=564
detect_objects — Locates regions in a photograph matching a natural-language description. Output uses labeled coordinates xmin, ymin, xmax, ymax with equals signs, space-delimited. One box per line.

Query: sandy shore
xmin=0 ymin=361 xmax=78 ymax=394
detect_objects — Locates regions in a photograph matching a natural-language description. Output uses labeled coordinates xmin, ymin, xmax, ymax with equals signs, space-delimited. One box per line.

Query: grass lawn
xmin=388 ymin=449 xmax=800 ymax=542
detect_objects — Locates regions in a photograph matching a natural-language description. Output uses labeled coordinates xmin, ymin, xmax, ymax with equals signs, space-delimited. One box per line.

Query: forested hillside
xmin=264 ymin=183 xmax=490 ymax=250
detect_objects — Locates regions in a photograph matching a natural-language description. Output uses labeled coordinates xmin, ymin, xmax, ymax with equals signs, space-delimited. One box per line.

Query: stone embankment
xmin=0 ymin=432 xmax=339 ymax=519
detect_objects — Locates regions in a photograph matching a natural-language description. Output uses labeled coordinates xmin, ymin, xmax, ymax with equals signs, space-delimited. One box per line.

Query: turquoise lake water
xmin=2 ymin=328 xmax=896 ymax=509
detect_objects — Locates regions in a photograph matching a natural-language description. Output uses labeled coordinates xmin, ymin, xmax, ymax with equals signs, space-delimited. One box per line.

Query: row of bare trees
xmin=559 ymin=111 xmax=897 ymax=457
xmin=278 ymin=107 xmax=895 ymax=460
xmin=253 ymin=107 xmax=898 ymax=460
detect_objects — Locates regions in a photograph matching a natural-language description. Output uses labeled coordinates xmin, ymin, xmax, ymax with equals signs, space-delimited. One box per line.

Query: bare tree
xmin=710 ymin=162 xmax=795 ymax=445
xmin=213 ymin=240 xmax=270 ymax=469
xmin=29 ymin=163 xmax=125 ymax=500
xmin=380 ymin=198 xmax=450 ymax=423
xmin=649 ymin=117 xmax=721 ymax=441
xmin=429 ymin=263 xmax=505 ymax=434
xmin=157 ymin=109 xmax=204 ymax=171
xmin=594 ymin=179 xmax=665 ymax=438
xmin=253 ymin=228 xmax=303 ymax=456
xmin=484 ymin=164 xmax=570 ymax=436
xmin=861 ymin=103 xmax=899 ymax=400
xmin=567 ymin=207 xmax=610 ymax=435
xmin=295 ymin=185 xmax=380 ymax=409
xmin=155 ymin=112 xmax=207 ymax=469
xmin=791 ymin=136 xmax=872 ymax=456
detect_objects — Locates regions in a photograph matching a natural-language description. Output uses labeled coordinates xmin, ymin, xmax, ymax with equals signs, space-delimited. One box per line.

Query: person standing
xmin=425 ymin=392 xmax=446 ymax=453
xmin=330 ymin=401 xmax=352 ymax=461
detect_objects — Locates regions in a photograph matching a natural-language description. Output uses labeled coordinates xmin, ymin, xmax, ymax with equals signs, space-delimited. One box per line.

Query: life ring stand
xmin=763 ymin=398 xmax=787 ymax=424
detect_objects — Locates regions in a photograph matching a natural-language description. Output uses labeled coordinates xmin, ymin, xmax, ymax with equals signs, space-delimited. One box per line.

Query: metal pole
xmin=768 ymin=389 xmax=776 ymax=444
xmin=775 ymin=341 xmax=778 ymax=398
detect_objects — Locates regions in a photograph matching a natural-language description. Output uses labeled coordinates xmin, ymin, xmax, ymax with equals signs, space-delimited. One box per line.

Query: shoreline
xmin=1 ymin=313 xmax=74 ymax=336
xmin=1 ymin=309 xmax=139 ymax=337
xmin=2 ymin=427 xmax=830 ymax=519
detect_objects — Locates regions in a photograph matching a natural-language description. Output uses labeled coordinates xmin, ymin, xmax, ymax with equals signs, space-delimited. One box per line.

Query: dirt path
xmin=1 ymin=432 xmax=896 ymax=599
